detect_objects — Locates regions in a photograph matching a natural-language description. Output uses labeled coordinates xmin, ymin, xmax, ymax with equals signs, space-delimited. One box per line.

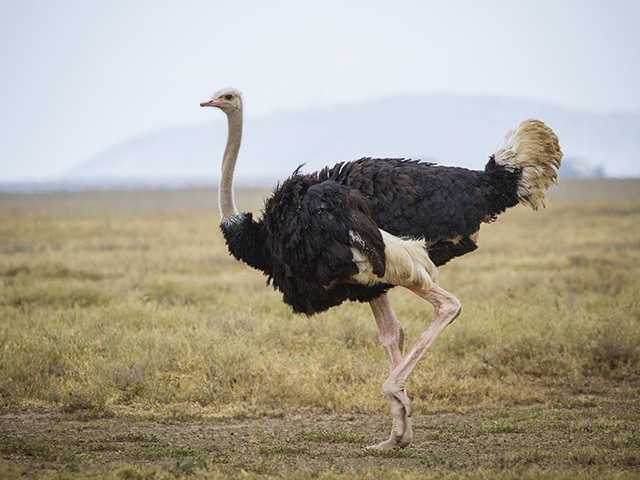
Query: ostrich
xmin=200 ymin=88 xmax=562 ymax=449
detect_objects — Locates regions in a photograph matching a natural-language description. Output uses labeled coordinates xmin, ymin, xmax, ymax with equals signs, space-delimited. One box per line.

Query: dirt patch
xmin=1 ymin=393 xmax=639 ymax=479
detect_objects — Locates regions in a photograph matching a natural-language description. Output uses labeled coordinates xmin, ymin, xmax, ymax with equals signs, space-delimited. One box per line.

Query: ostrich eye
xmin=224 ymin=94 xmax=233 ymax=100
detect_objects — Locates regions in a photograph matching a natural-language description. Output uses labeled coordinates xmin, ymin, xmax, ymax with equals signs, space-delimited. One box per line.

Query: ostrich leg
xmin=370 ymin=294 xmax=404 ymax=369
xmin=368 ymin=294 xmax=413 ymax=450
xmin=370 ymin=285 xmax=461 ymax=450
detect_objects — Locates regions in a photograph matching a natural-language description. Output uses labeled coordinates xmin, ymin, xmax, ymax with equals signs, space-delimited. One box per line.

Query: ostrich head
xmin=200 ymin=88 xmax=242 ymax=114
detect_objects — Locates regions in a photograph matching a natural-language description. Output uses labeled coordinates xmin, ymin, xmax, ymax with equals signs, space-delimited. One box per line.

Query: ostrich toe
xmin=367 ymin=388 xmax=413 ymax=449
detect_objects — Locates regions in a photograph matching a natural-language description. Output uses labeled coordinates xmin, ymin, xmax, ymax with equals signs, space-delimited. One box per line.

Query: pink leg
xmin=369 ymin=293 xmax=404 ymax=371
xmin=386 ymin=285 xmax=461 ymax=390
xmin=370 ymin=285 xmax=461 ymax=450
xmin=368 ymin=294 xmax=413 ymax=449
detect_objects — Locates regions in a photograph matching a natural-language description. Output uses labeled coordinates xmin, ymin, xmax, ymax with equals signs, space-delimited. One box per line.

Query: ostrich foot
xmin=367 ymin=387 xmax=413 ymax=450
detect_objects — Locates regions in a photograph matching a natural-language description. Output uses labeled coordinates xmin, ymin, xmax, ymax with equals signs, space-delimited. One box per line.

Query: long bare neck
xmin=219 ymin=108 xmax=242 ymax=219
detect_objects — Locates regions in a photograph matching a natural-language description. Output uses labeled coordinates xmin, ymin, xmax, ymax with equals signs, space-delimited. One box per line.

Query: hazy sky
xmin=2 ymin=0 xmax=639 ymax=180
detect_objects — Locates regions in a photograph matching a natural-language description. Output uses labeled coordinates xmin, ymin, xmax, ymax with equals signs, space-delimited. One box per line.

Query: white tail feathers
xmin=350 ymin=230 xmax=438 ymax=290
xmin=493 ymin=120 xmax=562 ymax=210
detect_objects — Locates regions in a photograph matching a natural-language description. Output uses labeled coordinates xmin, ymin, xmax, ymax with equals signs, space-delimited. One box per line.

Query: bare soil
xmin=1 ymin=387 xmax=639 ymax=478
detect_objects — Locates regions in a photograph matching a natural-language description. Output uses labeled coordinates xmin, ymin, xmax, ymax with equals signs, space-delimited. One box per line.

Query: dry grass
xmin=0 ymin=180 xmax=639 ymax=479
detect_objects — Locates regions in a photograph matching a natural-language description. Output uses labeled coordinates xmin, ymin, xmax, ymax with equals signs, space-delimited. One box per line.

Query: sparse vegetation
xmin=0 ymin=181 xmax=639 ymax=479
xmin=300 ymin=429 xmax=366 ymax=444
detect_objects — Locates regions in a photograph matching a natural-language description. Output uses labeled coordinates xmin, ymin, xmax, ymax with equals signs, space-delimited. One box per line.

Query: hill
xmin=68 ymin=94 xmax=639 ymax=184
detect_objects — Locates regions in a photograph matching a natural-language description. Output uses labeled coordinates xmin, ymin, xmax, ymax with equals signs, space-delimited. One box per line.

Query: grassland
xmin=0 ymin=180 xmax=639 ymax=479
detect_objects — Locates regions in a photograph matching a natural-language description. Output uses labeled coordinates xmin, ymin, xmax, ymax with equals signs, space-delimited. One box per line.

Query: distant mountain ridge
xmin=68 ymin=94 xmax=639 ymax=183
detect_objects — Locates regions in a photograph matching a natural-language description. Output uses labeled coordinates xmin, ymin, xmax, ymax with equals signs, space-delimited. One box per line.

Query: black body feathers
xmin=220 ymin=212 xmax=270 ymax=273
xmin=221 ymin=158 xmax=521 ymax=315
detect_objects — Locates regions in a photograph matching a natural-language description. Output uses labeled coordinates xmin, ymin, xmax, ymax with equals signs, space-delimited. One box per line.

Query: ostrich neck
xmin=219 ymin=109 xmax=242 ymax=219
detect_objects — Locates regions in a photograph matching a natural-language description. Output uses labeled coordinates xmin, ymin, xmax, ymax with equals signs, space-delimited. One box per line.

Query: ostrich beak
xmin=200 ymin=99 xmax=224 ymax=108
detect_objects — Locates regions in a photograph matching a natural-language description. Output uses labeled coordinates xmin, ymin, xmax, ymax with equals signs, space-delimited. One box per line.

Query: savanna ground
xmin=0 ymin=180 xmax=639 ymax=479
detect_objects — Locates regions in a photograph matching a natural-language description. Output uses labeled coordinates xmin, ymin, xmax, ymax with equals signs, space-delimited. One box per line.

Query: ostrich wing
xmin=264 ymin=178 xmax=387 ymax=314
xmin=303 ymin=180 xmax=386 ymax=283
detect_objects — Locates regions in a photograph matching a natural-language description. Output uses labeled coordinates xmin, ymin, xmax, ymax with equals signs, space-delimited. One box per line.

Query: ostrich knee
xmin=389 ymin=285 xmax=461 ymax=388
